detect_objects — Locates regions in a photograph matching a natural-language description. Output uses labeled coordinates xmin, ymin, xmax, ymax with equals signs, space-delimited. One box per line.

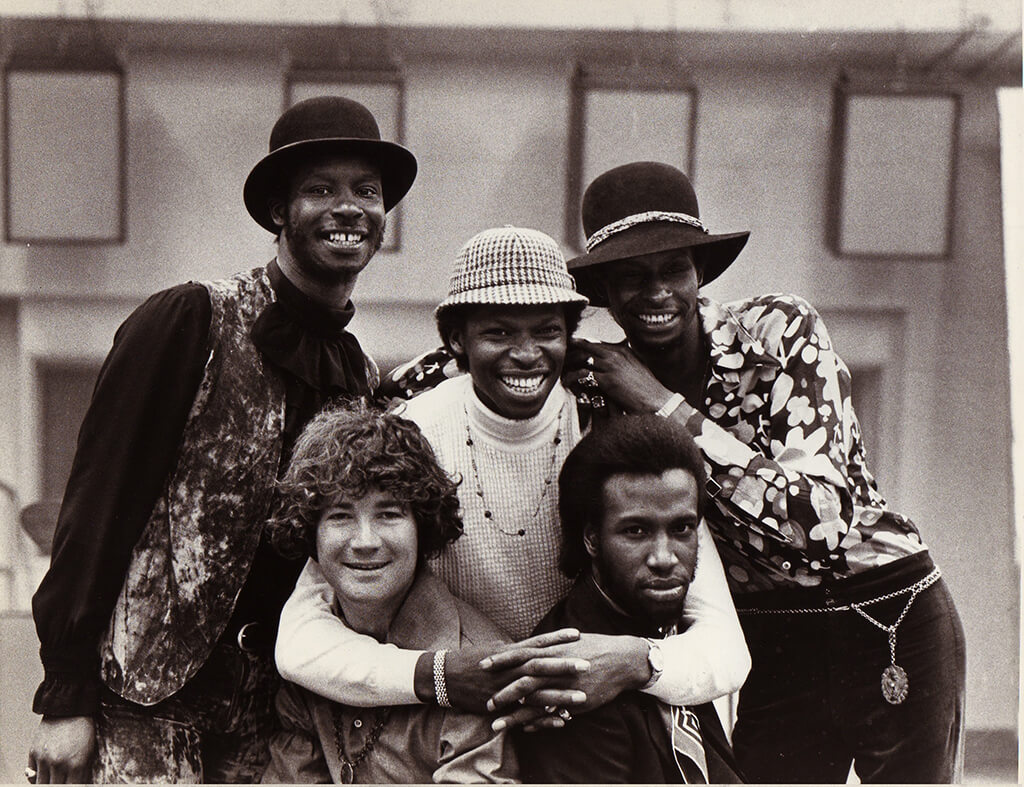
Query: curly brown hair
xmin=268 ymin=400 xmax=463 ymax=562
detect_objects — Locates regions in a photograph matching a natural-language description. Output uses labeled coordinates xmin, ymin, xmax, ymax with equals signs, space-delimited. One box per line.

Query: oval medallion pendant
xmin=881 ymin=664 xmax=909 ymax=704
xmin=340 ymin=762 xmax=355 ymax=784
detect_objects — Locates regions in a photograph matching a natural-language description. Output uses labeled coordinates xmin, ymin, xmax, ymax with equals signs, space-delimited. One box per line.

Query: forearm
xmin=643 ymin=523 xmax=750 ymax=705
xmin=379 ymin=346 xmax=459 ymax=400
xmin=275 ymin=559 xmax=424 ymax=706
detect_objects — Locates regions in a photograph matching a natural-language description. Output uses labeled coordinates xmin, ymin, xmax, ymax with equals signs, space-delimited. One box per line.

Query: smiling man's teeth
xmin=328 ymin=231 xmax=363 ymax=244
xmin=501 ymin=375 xmax=544 ymax=393
xmin=638 ymin=313 xmax=675 ymax=325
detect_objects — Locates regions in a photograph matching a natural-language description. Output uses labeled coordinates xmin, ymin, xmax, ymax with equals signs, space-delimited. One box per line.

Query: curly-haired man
xmin=262 ymin=402 xmax=517 ymax=784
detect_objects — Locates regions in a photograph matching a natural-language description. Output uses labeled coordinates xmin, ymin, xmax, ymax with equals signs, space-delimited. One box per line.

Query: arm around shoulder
xmin=644 ymin=521 xmax=750 ymax=705
xmin=275 ymin=559 xmax=424 ymax=706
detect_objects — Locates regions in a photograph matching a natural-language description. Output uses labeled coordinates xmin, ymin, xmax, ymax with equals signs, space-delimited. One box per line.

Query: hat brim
xmin=435 ymin=285 xmax=589 ymax=317
xmin=566 ymin=222 xmax=749 ymax=307
xmin=243 ymin=138 xmax=417 ymax=234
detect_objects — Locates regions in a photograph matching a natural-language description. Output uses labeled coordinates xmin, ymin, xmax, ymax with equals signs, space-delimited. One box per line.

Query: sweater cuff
xmin=32 ymin=671 xmax=101 ymax=717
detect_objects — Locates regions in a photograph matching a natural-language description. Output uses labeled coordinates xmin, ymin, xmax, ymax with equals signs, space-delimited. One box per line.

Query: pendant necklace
xmin=463 ymin=401 xmax=564 ymax=537
xmin=849 ymin=567 xmax=940 ymax=705
xmin=333 ymin=706 xmax=391 ymax=783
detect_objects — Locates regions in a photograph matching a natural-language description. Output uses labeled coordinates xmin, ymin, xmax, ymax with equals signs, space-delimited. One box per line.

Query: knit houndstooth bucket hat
xmin=435 ymin=226 xmax=588 ymax=317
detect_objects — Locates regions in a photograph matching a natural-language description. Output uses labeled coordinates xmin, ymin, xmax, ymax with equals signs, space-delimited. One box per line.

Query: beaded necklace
xmin=332 ymin=706 xmax=392 ymax=783
xmin=462 ymin=400 xmax=564 ymax=538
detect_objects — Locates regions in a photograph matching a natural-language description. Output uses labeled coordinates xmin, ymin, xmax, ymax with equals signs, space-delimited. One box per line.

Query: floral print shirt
xmin=672 ymin=294 xmax=926 ymax=593
xmin=379 ymin=293 xmax=927 ymax=595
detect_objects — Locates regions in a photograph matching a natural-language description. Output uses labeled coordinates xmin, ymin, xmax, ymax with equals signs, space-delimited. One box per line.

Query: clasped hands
xmin=444 ymin=628 xmax=648 ymax=732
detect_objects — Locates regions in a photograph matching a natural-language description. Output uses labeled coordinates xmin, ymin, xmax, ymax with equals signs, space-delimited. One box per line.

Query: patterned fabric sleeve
xmin=378 ymin=346 xmax=463 ymax=401
xmin=679 ymin=296 xmax=861 ymax=567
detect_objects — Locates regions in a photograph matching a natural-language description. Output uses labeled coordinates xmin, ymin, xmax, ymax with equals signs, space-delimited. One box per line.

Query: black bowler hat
xmin=244 ymin=96 xmax=418 ymax=233
xmin=567 ymin=162 xmax=749 ymax=307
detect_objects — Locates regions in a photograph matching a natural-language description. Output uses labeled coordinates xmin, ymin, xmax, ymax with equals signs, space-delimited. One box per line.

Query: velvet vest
xmin=98 ymin=267 xmax=287 ymax=706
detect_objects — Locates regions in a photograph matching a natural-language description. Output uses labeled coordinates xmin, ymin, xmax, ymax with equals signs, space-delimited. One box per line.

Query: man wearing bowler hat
xmin=564 ymin=161 xmax=966 ymax=783
xmin=27 ymin=96 xmax=416 ymax=783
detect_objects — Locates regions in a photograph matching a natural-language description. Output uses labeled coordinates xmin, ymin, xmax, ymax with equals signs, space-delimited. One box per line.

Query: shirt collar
xmin=266 ymin=258 xmax=355 ymax=337
xmin=386 ymin=568 xmax=464 ymax=651
xmin=467 ymin=378 xmax=570 ymax=445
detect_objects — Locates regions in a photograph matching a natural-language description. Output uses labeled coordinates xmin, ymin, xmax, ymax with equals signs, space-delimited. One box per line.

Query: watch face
xmin=648 ymin=641 xmax=665 ymax=672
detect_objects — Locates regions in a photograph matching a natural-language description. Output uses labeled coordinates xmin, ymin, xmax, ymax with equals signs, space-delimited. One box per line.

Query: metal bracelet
xmin=655 ymin=392 xmax=685 ymax=418
xmin=433 ymin=649 xmax=452 ymax=708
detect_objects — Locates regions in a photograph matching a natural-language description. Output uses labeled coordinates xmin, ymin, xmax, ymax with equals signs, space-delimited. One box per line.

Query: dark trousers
xmin=93 ymin=634 xmax=279 ymax=784
xmin=731 ymin=552 xmax=966 ymax=784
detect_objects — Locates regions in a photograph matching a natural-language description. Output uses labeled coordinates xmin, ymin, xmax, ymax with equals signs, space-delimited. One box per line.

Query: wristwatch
xmin=642 ymin=638 xmax=664 ymax=689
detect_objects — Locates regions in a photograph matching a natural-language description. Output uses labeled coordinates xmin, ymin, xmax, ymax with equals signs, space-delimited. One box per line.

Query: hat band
xmin=585 ymin=210 xmax=708 ymax=252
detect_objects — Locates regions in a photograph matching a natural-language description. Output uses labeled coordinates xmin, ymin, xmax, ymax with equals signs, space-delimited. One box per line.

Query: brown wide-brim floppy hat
xmin=244 ymin=96 xmax=418 ymax=234
xmin=567 ymin=162 xmax=749 ymax=307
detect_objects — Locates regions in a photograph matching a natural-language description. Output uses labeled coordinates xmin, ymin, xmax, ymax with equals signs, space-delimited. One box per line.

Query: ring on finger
xmin=557 ymin=708 xmax=573 ymax=721
xmin=580 ymin=371 xmax=598 ymax=388
xmin=543 ymin=705 xmax=557 ymax=714
xmin=585 ymin=355 xmax=595 ymax=369
xmin=24 ymin=767 xmax=37 ymax=783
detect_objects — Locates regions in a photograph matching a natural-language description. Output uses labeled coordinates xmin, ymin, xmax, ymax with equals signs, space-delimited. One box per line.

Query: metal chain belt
xmin=736 ymin=567 xmax=941 ymax=615
xmin=736 ymin=566 xmax=942 ymax=705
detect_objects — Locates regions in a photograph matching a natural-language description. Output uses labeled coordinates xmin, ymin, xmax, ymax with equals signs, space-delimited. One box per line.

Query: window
xmin=566 ymin=64 xmax=697 ymax=249
xmin=4 ymin=59 xmax=125 ymax=243
xmin=828 ymin=81 xmax=960 ymax=258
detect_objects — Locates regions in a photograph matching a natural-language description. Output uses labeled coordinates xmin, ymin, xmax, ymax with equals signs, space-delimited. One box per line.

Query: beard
xmin=592 ymin=548 xmax=699 ymax=634
xmin=366 ymin=221 xmax=387 ymax=256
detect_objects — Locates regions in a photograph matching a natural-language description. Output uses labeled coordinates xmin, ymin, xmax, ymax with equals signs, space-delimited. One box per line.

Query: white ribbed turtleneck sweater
xmin=403 ymin=374 xmax=580 ymax=639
